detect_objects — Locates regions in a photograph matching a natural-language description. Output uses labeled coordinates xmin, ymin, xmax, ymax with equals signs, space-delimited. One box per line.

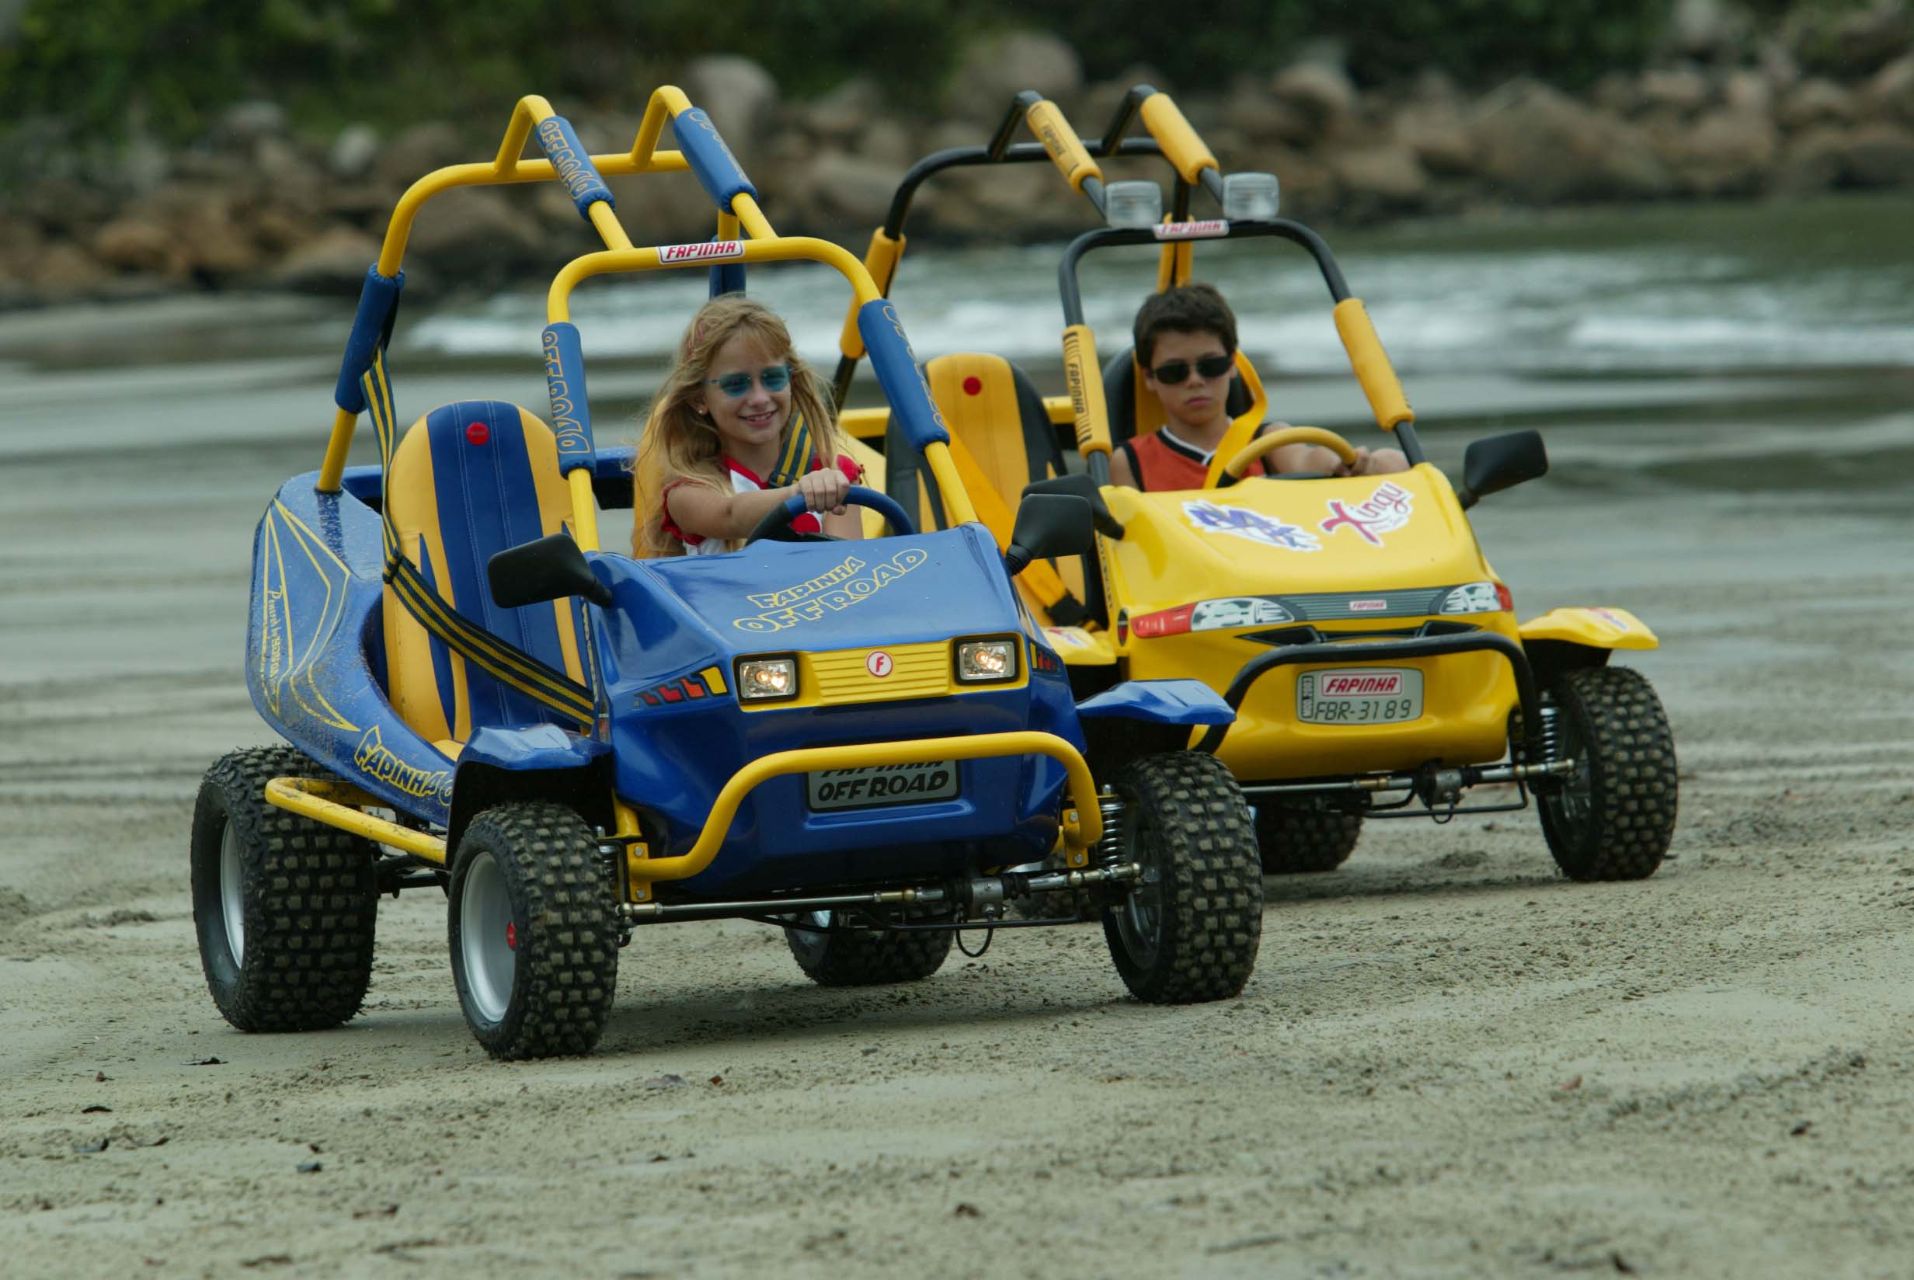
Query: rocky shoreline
xmin=3 ymin=18 xmax=1911 ymax=308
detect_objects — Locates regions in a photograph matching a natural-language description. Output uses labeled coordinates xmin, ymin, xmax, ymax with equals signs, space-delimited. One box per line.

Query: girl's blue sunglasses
xmin=707 ymin=364 xmax=791 ymax=398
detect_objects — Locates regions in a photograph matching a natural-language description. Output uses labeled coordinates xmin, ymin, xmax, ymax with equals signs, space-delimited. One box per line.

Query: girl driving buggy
xmin=633 ymin=295 xmax=863 ymax=558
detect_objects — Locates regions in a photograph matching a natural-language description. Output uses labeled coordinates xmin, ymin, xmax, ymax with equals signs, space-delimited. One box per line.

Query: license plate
xmin=1296 ymin=668 xmax=1424 ymax=724
xmin=807 ymin=761 xmax=960 ymax=811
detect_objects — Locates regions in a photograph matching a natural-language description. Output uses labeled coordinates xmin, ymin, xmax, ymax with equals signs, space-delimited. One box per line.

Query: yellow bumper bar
xmin=633 ymin=731 xmax=1102 ymax=884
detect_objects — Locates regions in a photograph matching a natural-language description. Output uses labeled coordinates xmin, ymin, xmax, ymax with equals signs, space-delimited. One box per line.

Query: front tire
xmin=1538 ymin=666 xmax=1678 ymax=881
xmin=1254 ymin=802 xmax=1361 ymax=874
xmin=190 ymin=746 xmax=378 ymax=1032
xmin=449 ymin=803 xmax=620 ymax=1059
xmin=784 ymin=911 xmax=953 ymax=986
xmin=1102 ymin=752 xmax=1263 ymax=1003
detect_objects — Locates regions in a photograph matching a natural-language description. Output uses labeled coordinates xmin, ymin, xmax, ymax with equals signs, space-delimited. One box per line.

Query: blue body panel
xmin=249 ymin=474 xmax=1083 ymax=894
xmin=1078 ymin=678 xmax=1234 ymax=725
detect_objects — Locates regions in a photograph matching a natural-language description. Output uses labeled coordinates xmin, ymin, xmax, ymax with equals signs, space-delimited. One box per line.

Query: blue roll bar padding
xmin=534 ymin=115 xmax=616 ymax=219
xmin=856 ymin=300 xmax=949 ymax=452
xmin=334 ymin=266 xmax=405 ymax=414
xmin=672 ymin=108 xmax=758 ymax=213
xmin=541 ymin=322 xmax=595 ymax=474
xmin=709 ymin=259 xmax=747 ymax=296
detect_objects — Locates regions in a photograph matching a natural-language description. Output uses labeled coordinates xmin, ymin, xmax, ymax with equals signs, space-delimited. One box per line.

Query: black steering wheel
xmin=744 ymin=484 xmax=916 ymax=545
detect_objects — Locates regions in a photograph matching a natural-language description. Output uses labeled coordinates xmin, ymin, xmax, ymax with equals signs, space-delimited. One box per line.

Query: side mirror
xmin=488 ymin=533 xmax=612 ymax=609
xmin=1022 ymin=472 xmax=1125 ymax=539
xmin=1457 ymin=430 xmax=1548 ymax=510
xmin=1005 ymin=495 xmax=1095 ymax=577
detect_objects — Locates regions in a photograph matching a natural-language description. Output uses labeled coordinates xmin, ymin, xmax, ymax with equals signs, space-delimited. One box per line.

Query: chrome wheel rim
xmin=460 ymin=851 xmax=515 ymax=1025
xmin=219 ymin=820 xmax=245 ymax=965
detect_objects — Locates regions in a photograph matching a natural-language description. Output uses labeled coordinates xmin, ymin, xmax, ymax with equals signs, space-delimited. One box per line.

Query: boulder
xmin=215 ymin=100 xmax=289 ymax=146
xmin=1775 ymin=124 xmax=1853 ymax=191
xmin=1269 ymin=63 xmax=1358 ymax=140
xmin=374 ymin=121 xmax=467 ymax=191
xmin=92 ymin=216 xmax=174 ymax=274
xmin=1723 ymin=68 xmax=1773 ymax=116
xmin=790 ymin=149 xmax=900 ymax=231
xmin=856 ymin=118 xmax=915 ymax=171
xmin=1224 ymin=79 xmax=1314 ymax=146
xmin=1778 ymin=78 xmax=1856 ymax=130
xmin=1637 ymin=67 xmax=1713 ymax=117
xmin=682 ymin=55 xmax=780 ymax=170
xmin=172 ymin=196 xmax=260 ymax=279
xmin=1672 ymin=107 xmax=1780 ymax=194
xmin=1862 ymin=54 xmax=1914 ymax=123
xmin=1830 ymin=2 xmax=1913 ymax=75
xmin=405 ymin=186 xmax=546 ymax=278
xmin=269 ymin=226 xmax=384 ymax=294
xmin=1842 ymin=120 xmax=1914 ymax=185
xmin=948 ymin=31 xmax=1083 ymax=119
xmin=1469 ymin=80 xmax=1671 ymax=202
xmin=1391 ymin=99 xmax=1476 ymax=176
xmin=1669 ymin=0 xmax=1751 ymax=61
xmin=330 ymin=125 xmax=381 ymax=180
xmin=805 ymin=78 xmax=883 ymax=145
xmin=1329 ymin=143 xmax=1431 ymax=213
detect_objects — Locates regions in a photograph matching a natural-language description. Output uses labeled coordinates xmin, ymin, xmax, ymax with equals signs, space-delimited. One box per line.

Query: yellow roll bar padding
xmin=1138 ymin=93 xmax=1217 ymax=185
xmin=1062 ymin=324 xmax=1113 ymax=458
xmin=1333 ymin=298 xmax=1414 ymax=431
xmin=265 ymin=777 xmax=449 ymax=864
xmin=1222 ymin=425 xmax=1359 ymax=479
xmin=631 ymin=731 xmax=1102 ymax=883
xmin=837 ymin=228 xmax=907 ymax=360
xmin=1026 ymin=98 xmax=1102 ymax=193
xmin=1201 ymin=354 xmax=1272 ymax=488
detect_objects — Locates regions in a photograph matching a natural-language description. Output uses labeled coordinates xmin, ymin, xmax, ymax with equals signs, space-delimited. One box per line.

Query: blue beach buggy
xmin=190 ymin=89 xmax=1265 ymax=1059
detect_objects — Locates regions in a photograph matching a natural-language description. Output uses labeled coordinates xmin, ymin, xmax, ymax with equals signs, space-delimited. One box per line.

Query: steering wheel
xmin=1222 ymin=425 xmax=1361 ymax=481
xmin=744 ymin=484 xmax=916 ymax=545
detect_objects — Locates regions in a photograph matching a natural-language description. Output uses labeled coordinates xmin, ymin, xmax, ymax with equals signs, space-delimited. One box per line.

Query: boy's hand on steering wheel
xmin=795 ymin=468 xmax=850 ymax=515
xmin=1334 ymin=446 xmax=1375 ymax=477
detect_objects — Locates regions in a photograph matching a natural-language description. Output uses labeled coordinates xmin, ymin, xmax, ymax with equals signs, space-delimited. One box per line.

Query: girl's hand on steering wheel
xmin=794 ymin=467 xmax=849 ymax=515
xmin=1334 ymin=446 xmax=1374 ymax=477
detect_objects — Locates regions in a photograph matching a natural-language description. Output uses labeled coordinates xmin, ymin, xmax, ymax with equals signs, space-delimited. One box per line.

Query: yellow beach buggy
xmin=830 ymin=86 xmax=1679 ymax=882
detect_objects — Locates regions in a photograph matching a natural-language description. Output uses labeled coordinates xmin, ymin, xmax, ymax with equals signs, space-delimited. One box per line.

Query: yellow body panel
xmin=1099 ymin=465 xmax=1522 ymax=778
xmin=1520 ymin=607 xmax=1658 ymax=651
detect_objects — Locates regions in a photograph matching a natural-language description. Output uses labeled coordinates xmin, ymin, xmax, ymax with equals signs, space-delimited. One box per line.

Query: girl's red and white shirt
xmin=661 ymin=454 xmax=863 ymax=556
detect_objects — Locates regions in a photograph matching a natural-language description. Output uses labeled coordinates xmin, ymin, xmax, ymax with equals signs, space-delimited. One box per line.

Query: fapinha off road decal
xmin=732 ymin=548 xmax=929 ymax=632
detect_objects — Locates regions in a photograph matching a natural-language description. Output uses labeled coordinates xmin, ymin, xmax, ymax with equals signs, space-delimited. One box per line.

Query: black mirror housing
xmin=1005 ymin=494 xmax=1096 ymax=576
xmin=1021 ymin=472 xmax=1125 ymax=538
xmin=1458 ymin=430 xmax=1548 ymax=509
xmin=488 ymin=533 xmax=611 ymax=609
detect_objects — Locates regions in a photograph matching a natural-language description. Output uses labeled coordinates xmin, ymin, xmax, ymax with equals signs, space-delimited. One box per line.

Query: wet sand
xmin=3 ymin=293 xmax=1913 ymax=1277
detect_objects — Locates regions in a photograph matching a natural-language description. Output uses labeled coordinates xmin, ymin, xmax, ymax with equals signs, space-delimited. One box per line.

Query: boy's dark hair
xmin=1133 ymin=282 xmax=1237 ymax=367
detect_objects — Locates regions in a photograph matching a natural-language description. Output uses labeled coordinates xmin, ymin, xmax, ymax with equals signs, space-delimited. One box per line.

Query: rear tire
xmin=1102 ymin=752 xmax=1263 ymax=1003
xmin=190 ymin=746 xmax=378 ymax=1032
xmin=449 ymin=803 xmax=620 ymax=1059
xmin=1253 ymin=802 xmax=1361 ymax=874
xmin=1538 ymin=666 xmax=1678 ymax=881
xmin=784 ymin=911 xmax=953 ymax=986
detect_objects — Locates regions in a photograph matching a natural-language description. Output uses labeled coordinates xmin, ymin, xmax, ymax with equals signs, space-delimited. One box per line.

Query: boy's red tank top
xmin=1118 ymin=426 xmax=1267 ymax=491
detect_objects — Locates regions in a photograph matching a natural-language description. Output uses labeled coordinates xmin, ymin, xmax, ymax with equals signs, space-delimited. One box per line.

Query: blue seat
xmin=381 ymin=401 xmax=587 ymax=747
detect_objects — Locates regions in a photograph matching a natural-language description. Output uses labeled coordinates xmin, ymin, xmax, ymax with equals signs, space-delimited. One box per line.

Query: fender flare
xmin=1520 ymin=607 xmax=1657 ymax=689
xmin=448 ymin=724 xmax=613 ymax=853
xmin=1075 ymin=678 xmax=1233 ymax=775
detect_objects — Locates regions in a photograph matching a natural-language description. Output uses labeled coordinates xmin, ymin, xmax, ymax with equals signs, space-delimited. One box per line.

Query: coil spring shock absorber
xmin=1537 ymin=693 xmax=1564 ymax=765
xmin=1095 ymin=788 xmax=1124 ymax=866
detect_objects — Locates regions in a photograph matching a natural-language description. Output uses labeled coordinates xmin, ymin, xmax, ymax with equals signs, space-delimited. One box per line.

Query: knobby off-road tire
xmin=449 ymin=803 xmax=620 ymax=1060
xmin=1254 ymin=802 xmax=1362 ymax=874
xmin=1103 ymin=751 xmax=1264 ymax=1003
xmin=190 ymin=746 xmax=378 ymax=1032
xmin=1539 ymin=666 xmax=1678 ymax=881
xmin=785 ymin=910 xmax=953 ymax=986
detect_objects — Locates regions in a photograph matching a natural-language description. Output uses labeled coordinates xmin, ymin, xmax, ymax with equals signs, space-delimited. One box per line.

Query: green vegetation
xmin=0 ymin=0 xmax=1885 ymax=141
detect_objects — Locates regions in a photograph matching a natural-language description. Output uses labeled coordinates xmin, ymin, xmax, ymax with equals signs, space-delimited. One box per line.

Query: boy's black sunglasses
xmin=1149 ymin=353 xmax=1234 ymax=384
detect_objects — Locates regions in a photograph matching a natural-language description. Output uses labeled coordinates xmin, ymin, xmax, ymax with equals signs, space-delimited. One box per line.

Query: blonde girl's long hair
xmin=632 ymin=294 xmax=847 ymax=558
